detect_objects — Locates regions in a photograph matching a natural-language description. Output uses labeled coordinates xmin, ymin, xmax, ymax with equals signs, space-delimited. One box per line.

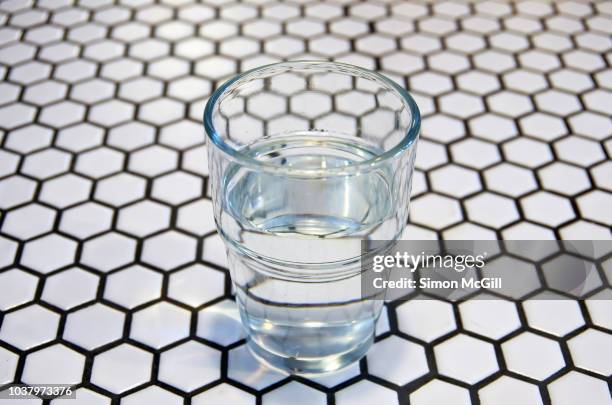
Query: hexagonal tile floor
xmin=0 ymin=0 xmax=610 ymax=404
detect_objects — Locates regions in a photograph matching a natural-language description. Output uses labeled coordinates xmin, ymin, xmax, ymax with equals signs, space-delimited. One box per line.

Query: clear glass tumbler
xmin=204 ymin=61 xmax=420 ymax=375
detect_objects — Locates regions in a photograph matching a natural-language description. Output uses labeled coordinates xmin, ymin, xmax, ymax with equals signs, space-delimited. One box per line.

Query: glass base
xmin=246 ymin=333 xmax=373 ymax=377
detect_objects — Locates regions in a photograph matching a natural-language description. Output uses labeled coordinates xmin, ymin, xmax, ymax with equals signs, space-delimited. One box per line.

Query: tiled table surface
xmin=0 ymin=0 xmax=611 ymax=404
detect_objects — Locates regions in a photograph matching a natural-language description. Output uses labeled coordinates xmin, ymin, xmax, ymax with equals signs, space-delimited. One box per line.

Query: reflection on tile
xmin=158 ymin=341 xmax=220 ymax=392
xmin=227 ymin=345 xmax=287 ymax=390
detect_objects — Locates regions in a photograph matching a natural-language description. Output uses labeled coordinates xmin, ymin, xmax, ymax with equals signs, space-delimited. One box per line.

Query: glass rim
xmin=203 ymin=60 xmax=421 ymax=176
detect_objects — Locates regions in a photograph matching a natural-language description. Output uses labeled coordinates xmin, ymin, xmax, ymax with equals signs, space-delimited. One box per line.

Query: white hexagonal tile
xmin=422 ymin=114 xmax=465 ymax=143
xmin=521 ymin=191 xmax=575 ymax=227
xmin=88 ymin=100 xmax=134 ymax=127
xmin=81 ymin=232 xmax=136 ymax=272
xmin=94 ymin=173 xmax=146 ymax=207
xmin=548 ymin=371 xmax=611 ymax=405
xmin=503 ymin=138 xmax=553 ymax=168
xmin=465 ymin=192 xmax=519 ymax=228
xmin=520 ymin=50 xmax=560 ymax=72
xmin=39 ymin=101 xmax=85 ymax=128
xmin=91 ymin=344 xmax=153 ymax=394
xmin=520 ymin=112 xmax=567 ymax=141
xmin=60 ymin=202 xmax=113 ymax=239
xmin=168 ymin=264 xmax=224 ymax=307
xmin=139 ymin=98 xmax=185 ymax=126
xmin=71 ymin=79 xmax=115 ymax=105
xmin=21 ymin=148 xmax=71 ymax=179
xmin=367 ymin=335 xmax=428 ymax=385
xmin=117 ymin=200 xmax=170 ymax=237
xmin=560 ymin=221 xmax=611 ymax=240
xmin=409 ymin=71 xmax=452 ymax=96
xmin=104 ymin=265 xmax=162 ymax=309
xmin=42 ymin=267 xmax=99 ymax=310
xmin=555 ymin=136 xmax=605 ymax=167
xmin=0 ymin=82 xmax=20 ymax=105
xmin=484 ymin=163 xmax=537 ymax=197
xmin=487 ymin=91 xmax=533 ymax=117
xmin=142 ymin=230 xmax=197 ymax=271
xmin=264 ymin=381 xmax=326 ymax=405
xmin=129 ymin=145 xmax=178 ymax=177
xmin=107 ymin=122 xmax=155 ymax=152
xmin=523 ymin=294 xmax=584 ymax=337
xmin=100 ymin=58 xmax=142 ymax=82
xmin=396 ymin=299 xmax=456 ymax=342
xmin=459 ymin=295 xmax=520 ymax=339
xmin=444 ymin=222 xmax=497 ymax=240
xmin=586 ymin=290 xmax=612 ymax=330
xmin=0 ymin=304 xmax=60 ymax=350
xmin=550 ymin=69 xmax=593 ymax=92
xmin=569 ymin=112 xmax=612 ymax=141
xmin=192 ymin=383 xmax=254 ymax=405
xmin=576 ymin=190 xmax=612 ymax=225
xmin=21 ymin=234 xmax=77 ymax=274
xmin=64 ymin=303 xmax=125 ymax=350
xmin=410 ymin=194 xmax=462 ymax=230
xmin=5 ymin=125 xmax=53 ymax=153
xmin=381 ymin=52 xmax=424 ymax=75
xmin=439 ymin=91 xmax=485 ymax=118
xmin=56 ymin=123 xmax=104 ymax=153
xmin=0 ymin=269 xmax=38 ymax=311
xmin=0 ymin=236 xmax=18 ymax=268
xmin=122 ymin=386 xmax=182 ymax=405
xmin=119 ymin=77 xmax=163 ymax=103
xmin=0 ymin=149 xmax=18 ymax=177
xmin=0 ymin=176 xmax=37 ymax=209
xmin=0 ymin=103 xmax=36 ymax=129
xmin=158 ymin=341 xmax=220 ymax=392
xmin=539 ymin=162 xmax=591 ymax=196
xmin=451 ymin=138 xmax=500 ymax=169
xmin=159 ymin=121 xmax=204 ymax=151
xmin=54 ymin=60 xmax=97 ymax=83
xmin=591 ymin=161 xmax=612 ymax=192
xmin=469 ymin=113 xmax=517 ymax=142
xmin=2 ymin=203 xmax=56 ymax=240
xmin=337 ymin=380 xmax=399 ymax=404
xmin=410 ymin=379 xmax=470 ymax=405
xmin=51 ymin=388 xmax=110 ymax=405
xmin=568 ymin=329 xmax=612 ymax=376
xmin=479 ymin=376 xmax=543 ymax=405
xmin=75 ymin=147 xmax=125 ymax=179
xmin=39 ymin=174 xmax=92 ymax=209
xmin=152 ymin=172 xmax=202 ymax=205
xmin=504 ymin=70 xmax=547 ymax=94
xmin=0 ymin=346 xmax=18 ymax=385
xmin=131 ymin=302 xmax=190 ymax=349
xmin=22 ymin=344 xmax=85 ymax=385
xmin=435 ymin=334 xmax=498 ymax=384
xmin=176 ymin=199 xmax=216 ymax=236
xmin=502 ymin=332 xmax=565 ymax=380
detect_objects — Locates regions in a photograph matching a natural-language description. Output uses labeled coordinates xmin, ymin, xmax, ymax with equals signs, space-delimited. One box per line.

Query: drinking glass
xmin=204 ymin=61 xmax=420 ymax=375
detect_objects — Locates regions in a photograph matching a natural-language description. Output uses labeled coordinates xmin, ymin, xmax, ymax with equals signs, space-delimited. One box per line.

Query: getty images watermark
xmin=361 ymin=240 xmax=611 ymax=301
